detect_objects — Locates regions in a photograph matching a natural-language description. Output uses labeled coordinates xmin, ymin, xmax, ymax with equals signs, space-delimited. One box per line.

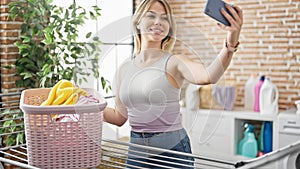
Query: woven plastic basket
xmin=20 ymin=88 xmax=107 ymax=169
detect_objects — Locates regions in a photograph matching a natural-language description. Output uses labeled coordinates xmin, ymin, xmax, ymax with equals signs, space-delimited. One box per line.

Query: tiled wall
xmin=1 ymin=0 xmax=299 ymax=110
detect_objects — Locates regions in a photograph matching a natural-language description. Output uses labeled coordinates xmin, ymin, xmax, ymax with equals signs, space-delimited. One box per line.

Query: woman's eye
xmin=162 ymin=17 xmax=168 ymax=21
xmin=147 ymin=15 xmax=155 ymax=18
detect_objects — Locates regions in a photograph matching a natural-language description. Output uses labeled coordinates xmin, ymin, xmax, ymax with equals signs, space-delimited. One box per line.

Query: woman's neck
xmin=140 ymin=40 xmax=162 ymax=51
xmin=136 ymin=48 xmax=166 ymax=63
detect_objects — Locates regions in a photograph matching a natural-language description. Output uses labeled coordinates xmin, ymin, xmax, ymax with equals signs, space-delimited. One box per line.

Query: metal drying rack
xmin=0 ymin=139 xmax=236 ymax=169
xmin=1 ymin=137 xmax=300 ymax=169
xmin=1 ymin=92 xmax=300 ymax=169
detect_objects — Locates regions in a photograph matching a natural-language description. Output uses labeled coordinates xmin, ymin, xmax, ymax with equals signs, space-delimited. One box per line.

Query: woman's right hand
xmin=218 ymin=4 xmax=243 ymax=48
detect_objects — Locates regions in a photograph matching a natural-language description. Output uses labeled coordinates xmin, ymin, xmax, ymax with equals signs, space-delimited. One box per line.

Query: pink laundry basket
xmin=20 ymin=88 xmax=107 ymax=169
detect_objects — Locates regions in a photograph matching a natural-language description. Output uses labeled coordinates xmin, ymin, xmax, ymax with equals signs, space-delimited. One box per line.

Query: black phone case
xmin=204 ymin=0 xmax=234 ymax=26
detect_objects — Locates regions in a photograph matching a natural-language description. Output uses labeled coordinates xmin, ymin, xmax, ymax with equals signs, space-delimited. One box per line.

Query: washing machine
xmin=278 ymin=111 xmax=300 ymax=169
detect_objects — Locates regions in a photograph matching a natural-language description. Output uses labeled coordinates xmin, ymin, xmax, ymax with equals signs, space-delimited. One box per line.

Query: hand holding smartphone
xmin=204 ymin=0 xmax=237 ymax=26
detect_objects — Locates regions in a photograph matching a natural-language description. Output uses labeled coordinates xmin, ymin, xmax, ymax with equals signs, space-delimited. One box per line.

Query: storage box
xmin=20 ymin=88 xmax=107 ymax=169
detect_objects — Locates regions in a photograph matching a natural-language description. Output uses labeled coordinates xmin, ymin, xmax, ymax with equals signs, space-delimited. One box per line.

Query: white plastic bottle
xmin=259 ymin=77 xmax=279 ymax=115
xmin=244 ymin=74 xmax=259 ymax=110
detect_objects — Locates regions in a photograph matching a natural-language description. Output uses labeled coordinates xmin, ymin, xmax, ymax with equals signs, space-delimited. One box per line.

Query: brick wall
xmin=0 ymin=0 xmax=22 ymax=107
xmin=134 ymin=0 xmax=300 ymax=110
xmin=0 ymin=0 xmax=21 ymax=92
xmin=1 ymin=0 xmax=299 ymax=110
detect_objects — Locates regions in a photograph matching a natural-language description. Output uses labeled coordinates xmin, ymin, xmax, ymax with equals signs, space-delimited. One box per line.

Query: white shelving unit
xmin=182 ymin=108 xmax=278 ymax=161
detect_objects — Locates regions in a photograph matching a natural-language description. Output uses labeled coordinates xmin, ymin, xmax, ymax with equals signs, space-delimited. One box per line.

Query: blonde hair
xmin=132 ymin=0 xmax=176 ymax=54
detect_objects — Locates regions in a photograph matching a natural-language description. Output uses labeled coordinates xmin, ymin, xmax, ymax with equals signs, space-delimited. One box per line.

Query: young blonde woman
xmin=103 ymin=0 xmax=243 ymax=168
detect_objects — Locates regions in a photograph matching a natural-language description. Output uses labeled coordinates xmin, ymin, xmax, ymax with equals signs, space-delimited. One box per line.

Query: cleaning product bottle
xmin=254 ymin=75 xmax=265 ymax=112
xmin=238 ymin=123 xmax=258 ymax=158
xmin=263 ymin=121 xmax=273 ymax=153
xmin=244 ymin=74 xmax=259 ymax=110
xmin=259 ymin=77 xmax=279 ymax=115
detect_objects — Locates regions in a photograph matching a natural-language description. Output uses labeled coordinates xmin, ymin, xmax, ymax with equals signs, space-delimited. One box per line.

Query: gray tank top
xmin=119 ymin=53 xmax=182 ymax=132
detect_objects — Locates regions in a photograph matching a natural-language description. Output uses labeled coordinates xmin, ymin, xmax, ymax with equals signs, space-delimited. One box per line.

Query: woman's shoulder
xmin=167 ymin=53 xmax=184 ymax=65
xmin=119 ymin=57 xmax=132 ymax=68
xmin=167 ymin=53 xmax=199 ymax=72
xmin=169 ymin=53 xmax=199 ymax=64
xmin=117 ymin=57 xmax=133 ymax=75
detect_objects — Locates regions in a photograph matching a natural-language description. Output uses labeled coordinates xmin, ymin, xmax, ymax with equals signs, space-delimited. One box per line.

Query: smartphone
xmin=204 ymin=0 xmax=236 ymax=26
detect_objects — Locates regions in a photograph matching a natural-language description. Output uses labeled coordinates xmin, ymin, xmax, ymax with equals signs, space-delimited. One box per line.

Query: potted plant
xmin=2 ymin=0 xmax=111 ymax=152
xmin=8 ymin=0 xmax=110 ymax=91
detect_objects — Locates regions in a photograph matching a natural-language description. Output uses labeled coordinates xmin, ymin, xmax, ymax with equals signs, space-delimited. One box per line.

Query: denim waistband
xmin=131 ymin=128 xmax=185 ymax=139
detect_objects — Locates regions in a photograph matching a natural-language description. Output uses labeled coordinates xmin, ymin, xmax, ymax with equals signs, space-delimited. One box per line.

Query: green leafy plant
xmin=0 ymin=109 xmax=25 ymax=147
xmin=8 ymin=0 xmax=111 ymax=91
xmin=8 ymin=0 xmax=51 ymax=87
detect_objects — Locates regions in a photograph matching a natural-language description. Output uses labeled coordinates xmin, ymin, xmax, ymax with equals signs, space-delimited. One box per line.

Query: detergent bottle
xmin=244 ymin=74 xmax=258 ymax=110
xmin=259 ymin=77 xmax=279 ymax=115
xmin=262 ymin=121 xmax=273 ymax=153
xmin=238 ymin=123 xmax=258 ymax=158
xmin=254 ymin=75 xmax=265 ymax=112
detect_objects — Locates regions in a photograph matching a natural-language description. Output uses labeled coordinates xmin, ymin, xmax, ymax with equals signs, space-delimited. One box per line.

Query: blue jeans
xmin=126 ymin=128 xmax=194 ymax=169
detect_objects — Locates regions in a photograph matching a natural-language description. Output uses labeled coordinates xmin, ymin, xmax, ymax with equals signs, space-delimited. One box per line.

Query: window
xmin=52 ymin=0 xmax=134 ymax=140
xmin=52 ymin=0 xmax=133 ymax=97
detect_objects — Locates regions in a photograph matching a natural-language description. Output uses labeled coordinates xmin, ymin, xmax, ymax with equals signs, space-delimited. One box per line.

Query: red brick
xmin=0 ymin=7 xmax=9 ymax=13
xmin=1 ymin=76 xmax=18 ymax=82
xmin=0 ymin=15 xmax=23 ymax=22
xmin=0 ymin=31 xmax=19 ymax=37
xmin=0 ymin=39 xmax=18 ymax=45
xmin=0 ymin=0 xmax=10 ymax=5
xmin=291 ymin=97 xmax=300 ymax=102
xmin=0 ymin=23 xmax=21 ymax=30
xmin=0 ymin=53 xmax=19 ymax=59
xmin=1 ymin=68 xmax=16 ymax=74
xmin=1 ymin=83 xmax=16 ymax=89
xmin=1 ymin=60 xmax=17 ymax=66
xmin=0 ymin=46 xmax=19 ymax=53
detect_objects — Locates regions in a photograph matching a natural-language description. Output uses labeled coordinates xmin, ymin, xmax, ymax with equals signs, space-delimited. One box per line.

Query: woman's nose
xmin=154 ymin=18 xmax=162 ymax=25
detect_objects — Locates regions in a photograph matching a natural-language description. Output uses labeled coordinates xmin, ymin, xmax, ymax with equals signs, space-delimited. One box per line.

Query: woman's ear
xmin=136 ymin=23 xmax=140 ymax=30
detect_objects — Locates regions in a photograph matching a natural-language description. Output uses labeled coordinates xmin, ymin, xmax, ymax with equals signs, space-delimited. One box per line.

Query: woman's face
xmin=137 ymin=1 xmax=170 ymax=43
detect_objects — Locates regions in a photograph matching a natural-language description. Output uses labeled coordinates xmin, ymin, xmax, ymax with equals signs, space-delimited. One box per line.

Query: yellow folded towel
xmin=40 ymin=80 xmax=88 ymax=120
xmin=41 ymin=80 xmax=88 ymax=106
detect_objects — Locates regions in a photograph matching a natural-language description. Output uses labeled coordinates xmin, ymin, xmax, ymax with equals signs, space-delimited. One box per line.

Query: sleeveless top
xmin=119 ymin=53 xmax=182 ymax=133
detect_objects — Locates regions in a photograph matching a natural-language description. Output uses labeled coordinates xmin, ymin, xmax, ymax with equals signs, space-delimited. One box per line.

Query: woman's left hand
xmin=218 ymin=4 xmax=243 ymax=47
